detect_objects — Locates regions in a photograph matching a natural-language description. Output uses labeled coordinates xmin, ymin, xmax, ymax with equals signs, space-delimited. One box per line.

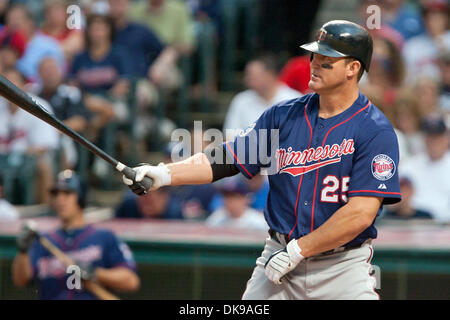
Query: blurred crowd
xmin=0 ymin=0 xmax=449 ymax=229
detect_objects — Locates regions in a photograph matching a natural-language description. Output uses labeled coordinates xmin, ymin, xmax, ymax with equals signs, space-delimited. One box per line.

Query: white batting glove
xmin=122 ymin=163 xmax=171 ymax=192
xmin=264 ymin=239 xmax=304 ymax=285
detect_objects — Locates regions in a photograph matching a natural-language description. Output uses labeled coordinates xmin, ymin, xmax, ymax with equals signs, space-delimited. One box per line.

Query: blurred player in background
xmin=12 ymin=170 xmax=139 ymax=299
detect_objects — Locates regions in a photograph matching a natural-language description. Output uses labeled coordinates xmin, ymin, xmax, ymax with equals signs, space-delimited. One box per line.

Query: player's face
xmin=308 ymin=53 xmax=356 ymax=93
xmin=51 ymin=190 xmax=81 ymax=221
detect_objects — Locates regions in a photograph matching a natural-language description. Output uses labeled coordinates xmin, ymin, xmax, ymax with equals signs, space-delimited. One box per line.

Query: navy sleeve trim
xmin=348 ymin=190 xmax=402 ymax=205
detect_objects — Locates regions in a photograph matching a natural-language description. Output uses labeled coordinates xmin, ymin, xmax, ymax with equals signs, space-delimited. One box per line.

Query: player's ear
xmin=346 ymin=59 xmax=361 ymax=80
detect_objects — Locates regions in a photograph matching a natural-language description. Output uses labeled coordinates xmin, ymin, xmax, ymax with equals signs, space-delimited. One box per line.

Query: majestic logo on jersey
xmin=372 ymin=154 xmax=395 ymax=181
xmin=277 ymin=139 xmax=355 ymax=177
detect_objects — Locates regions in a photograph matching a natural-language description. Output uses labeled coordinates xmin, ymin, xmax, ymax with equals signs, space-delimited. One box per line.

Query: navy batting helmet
xmin=50 ymin=170 xmax=86 ymax=209
xmin=300 ymin=20 xmax=373 ymax=72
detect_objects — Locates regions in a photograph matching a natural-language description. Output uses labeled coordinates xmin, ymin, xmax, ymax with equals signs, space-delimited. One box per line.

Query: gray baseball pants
xmin=242 ymin=232 xmax=379 ymax=300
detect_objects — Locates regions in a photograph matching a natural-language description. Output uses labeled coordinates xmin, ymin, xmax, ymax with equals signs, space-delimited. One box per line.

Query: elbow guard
xmin=204 ymin=145 xmax=240 ymax=182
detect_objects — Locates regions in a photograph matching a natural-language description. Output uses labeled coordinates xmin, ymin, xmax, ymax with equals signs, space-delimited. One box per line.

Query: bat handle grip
xmin=120 ymin=164 xmax=154 ymax=194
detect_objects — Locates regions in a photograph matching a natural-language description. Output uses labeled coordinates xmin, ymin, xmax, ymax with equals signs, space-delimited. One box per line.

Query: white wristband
xmin=158 ymin=163 xmax=172 ymax=187
xmin=287 ymin=239 xmax=304 ymax=265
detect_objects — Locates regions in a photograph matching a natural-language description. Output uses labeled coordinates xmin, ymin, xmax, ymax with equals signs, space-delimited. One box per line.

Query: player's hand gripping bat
xmin=0 ymin=74 xmax=153 ymax=193
xmin=24 ymin=221 xmax=120 ymax=300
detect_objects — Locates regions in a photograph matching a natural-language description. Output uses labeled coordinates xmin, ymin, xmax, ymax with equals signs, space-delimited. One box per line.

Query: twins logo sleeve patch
xmin=347 ymin=129 xmax=401 ymax=204
xmin=371 ymin=154 xmax=395 ymax=181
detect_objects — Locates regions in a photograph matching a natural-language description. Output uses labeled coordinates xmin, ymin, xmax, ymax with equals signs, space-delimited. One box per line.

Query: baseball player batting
xmin=123 ymin=20 xmax=401 ymax=300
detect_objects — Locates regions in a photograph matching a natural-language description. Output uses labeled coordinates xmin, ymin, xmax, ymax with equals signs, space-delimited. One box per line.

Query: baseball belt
xmin=268 ymin=229 xmax=368 ymax=256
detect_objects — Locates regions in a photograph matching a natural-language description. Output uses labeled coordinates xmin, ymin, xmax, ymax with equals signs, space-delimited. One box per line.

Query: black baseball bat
xmin=0 ymin=74 xmax=153 ymax=192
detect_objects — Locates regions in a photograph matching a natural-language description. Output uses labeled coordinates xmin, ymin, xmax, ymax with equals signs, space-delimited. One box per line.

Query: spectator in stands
xmin=438 ymin=50 xmax=450 ymax=112
xmin=115 ymin=187 xmax=184 ymax=220
xmin=0 ymin=68 xmax=58 ymax=204
xmin=206 ymin=177 xmax=268 ymax=230
xmin=209 ymin=174 xmax=269 ymax=213
xmin=414 ymin=75 xmax=441 ymax=116
xmin=0 ymin=173 xmax=19 ymax=221
xmin=358 ymin=0 xmax=406 ymax=49
xmin=401 ymin=115 xmax=450 ymax=222
xmin=223 ymin=54 xmax=301 ymax=137
xmin=129 ymin=0 xmax=195 ymax=55
xmin=38 ymin=58 xmax=89 ymax=134
xmin=6 ymin=4 xmax=65 ymax=83
xmin=383 ymin=176 xmax=433 ymax=220
xmin=377 ymin=0 xmax=425 ymax=40
xmin=279 ymin=55 xmax=312 ymax=94
xmin=108 ymin=0 xmax=174 ymax=110
xmin=360 ymin=33 xmax=405 ymax=110
xmin=0 ymin=27 xmax=26 ymax=73
xmin=170 ymin=183 xmax=217 ymax=219
xmin=12 ymin=170 xmax=140 ymax=299
xmin=40 ymin=0 xmax=85 ymax=61
xmin=108 ymin=0 xmax=164 ymax=78
xmin=129 ymin=0 xmax=195 ymax=89
xmin=33 ymin=57 xmax=90 ymax=168
xmin=392 ymin=90 xmax=426 ymax=159
xmin=403 ymin=0 xmax=450 ymax=83
xmin=69 ymin=14 xmax=129 ymax=139
xmin=357 ymin=0 xmax=406 ymax=109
